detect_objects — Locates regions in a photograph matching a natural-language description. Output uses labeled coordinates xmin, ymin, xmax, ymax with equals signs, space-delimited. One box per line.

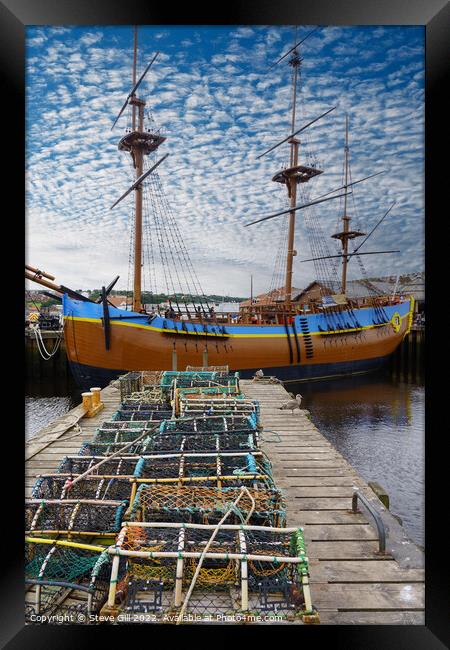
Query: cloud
xmin=25 ymin=25 xmax=424 ymax=296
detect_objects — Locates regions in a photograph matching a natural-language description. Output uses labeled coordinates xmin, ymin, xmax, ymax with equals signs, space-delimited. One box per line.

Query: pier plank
xmin=286 ymin=510 xmax=368 ymax=525
xmin=280 ymin=475 xmax=362 ymax=484
xmin=292 ymin=540 xmax=382 ymax=560
xmin=311 ymin=583 xmax=424 ymax=610
xmin=303 ymin=524 xmax=378 ymax=541
xmin=309 ymin=560 xmax=424 ymax=583
xmin=318 ymin=611 xmax=425 ymax=625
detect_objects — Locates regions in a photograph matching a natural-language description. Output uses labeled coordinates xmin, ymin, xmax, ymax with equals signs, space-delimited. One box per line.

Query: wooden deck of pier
xmin=243 ymin=380 xmax=425 ymax=625
xmin=25 ymin=380 xmax=424 ymax=625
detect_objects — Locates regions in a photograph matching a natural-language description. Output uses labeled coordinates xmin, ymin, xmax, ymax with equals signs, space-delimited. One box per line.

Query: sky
xmin=25 ymin=25 xmax=424 ymax=297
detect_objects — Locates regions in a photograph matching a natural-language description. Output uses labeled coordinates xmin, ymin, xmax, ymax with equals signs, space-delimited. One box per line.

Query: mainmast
xmin=117 ymin=27 xmax=165 ymax=312
xmin=271 ymin=31 xmax=323 ymax=307
xmin=131 ymin=28 xmax=143 ymax=312
xmin=284 ymin=47 xmax=301 ymax=308
xmin=331 ymin=115 xmax=365 ymax=294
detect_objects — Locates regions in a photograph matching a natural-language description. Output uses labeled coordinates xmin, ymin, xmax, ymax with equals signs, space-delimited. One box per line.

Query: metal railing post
xmin=352 ymin=489 xmax=386 ymax=554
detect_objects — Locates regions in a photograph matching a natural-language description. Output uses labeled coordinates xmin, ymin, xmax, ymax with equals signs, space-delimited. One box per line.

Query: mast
xmin=269 ymin=28 xmax=323 ymax=309
xmin=331 ymin=114 xmax=365 ymax=295
xmin=284 ymin=37 xmax=301 ymax=307
xmin=132 ymin=27 xmax=137 ymax=131
xmin=131 ymin=27 xmax=143 ymax=312
xmin=116 ymin=27 xmax=166 ymax=312
xmin=341 ymin=114 xmax=350 ymax=294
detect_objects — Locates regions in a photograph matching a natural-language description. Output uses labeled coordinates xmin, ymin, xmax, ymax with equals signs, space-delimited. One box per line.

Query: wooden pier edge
xmin=25 ymin=379 xmax=424 ymax=625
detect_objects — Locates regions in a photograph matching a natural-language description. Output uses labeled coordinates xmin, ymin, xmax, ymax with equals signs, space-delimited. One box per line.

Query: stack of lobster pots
xmin=25 ymin=366 xmax=317 ymax=625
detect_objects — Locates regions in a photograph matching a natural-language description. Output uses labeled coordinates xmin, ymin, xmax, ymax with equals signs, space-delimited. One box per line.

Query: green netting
xmin=26 ymin=543 xmax=101 ymax=582
xmin=25 ymin=541 xmax=121 ymax=624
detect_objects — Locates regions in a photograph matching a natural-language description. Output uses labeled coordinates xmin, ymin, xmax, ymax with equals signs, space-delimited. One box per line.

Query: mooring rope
xmin=32 ymin=324 xmax=63 ymax=360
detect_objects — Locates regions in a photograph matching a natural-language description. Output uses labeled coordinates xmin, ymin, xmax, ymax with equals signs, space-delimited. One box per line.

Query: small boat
xmin=27 ymin=27 xmax=414 ymax=389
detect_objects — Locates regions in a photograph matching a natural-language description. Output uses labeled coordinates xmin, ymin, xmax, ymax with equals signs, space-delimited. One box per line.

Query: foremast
xmin=117 ymin=27 xmax=165 ymax=312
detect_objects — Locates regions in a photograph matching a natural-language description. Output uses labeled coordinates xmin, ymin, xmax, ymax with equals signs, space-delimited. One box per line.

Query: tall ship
xmin=26 ymin=27 xmax=414 ymax=389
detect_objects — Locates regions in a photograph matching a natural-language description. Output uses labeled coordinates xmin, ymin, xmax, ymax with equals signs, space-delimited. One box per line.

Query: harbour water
xmin=290 ymin=370 xmax=424 ymax=547
xmin=25 ymin=368 xmax=424 ymax=547
xmin=25 ymin=375 xmax=81 ymax=439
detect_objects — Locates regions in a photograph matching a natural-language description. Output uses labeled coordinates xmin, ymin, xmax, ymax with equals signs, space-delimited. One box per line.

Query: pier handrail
xmin=352 ymin=489 xmax=386 ymax=554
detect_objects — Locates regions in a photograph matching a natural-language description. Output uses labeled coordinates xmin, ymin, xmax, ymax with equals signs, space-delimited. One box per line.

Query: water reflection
xmin=25 ymin=376 xmax=82 ymax=440
xmin=286 ymin=370 xmax=424 ymax=547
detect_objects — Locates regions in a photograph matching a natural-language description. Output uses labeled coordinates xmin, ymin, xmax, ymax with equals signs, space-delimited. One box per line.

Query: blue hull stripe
xmin=63 ymin=295 xmax=412 ymax=338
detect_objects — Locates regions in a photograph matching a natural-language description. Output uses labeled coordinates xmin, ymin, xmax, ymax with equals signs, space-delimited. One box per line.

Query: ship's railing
xmin=146 ymin=295 xmax=411 ymax=326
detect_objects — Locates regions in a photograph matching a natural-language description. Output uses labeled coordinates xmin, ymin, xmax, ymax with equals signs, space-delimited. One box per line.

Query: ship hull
xmin=63 ymin=295 xmax=413 ymax=389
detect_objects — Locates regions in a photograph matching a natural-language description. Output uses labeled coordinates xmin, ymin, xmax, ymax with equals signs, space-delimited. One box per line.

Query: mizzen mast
xmin=331 ymin=115 xmax=365 ymax=294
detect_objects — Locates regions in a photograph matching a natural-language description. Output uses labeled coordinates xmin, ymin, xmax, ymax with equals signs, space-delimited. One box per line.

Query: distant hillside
xmin=25 ymin=289 xmax=247 ymax=304
xmin=86 ymin=290 xmax=246 ymax=304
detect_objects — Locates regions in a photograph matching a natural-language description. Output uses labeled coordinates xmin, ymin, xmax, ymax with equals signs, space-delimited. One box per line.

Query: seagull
xmin=254 ymin=369 xmax=264 ymax=380
xmin=279 ymin=394 xmax=302 ymax=415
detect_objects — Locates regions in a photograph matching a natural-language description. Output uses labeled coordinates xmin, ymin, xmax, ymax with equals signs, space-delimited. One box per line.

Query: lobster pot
xmin=25 ymin=540 xmax=121 ymax=624
xmin=134 ymin=452 xmax=273 ymax=488
xmin=119 ymin=402 xmax=170 ymax=412
xmin=93 ymin=428 xmax=150 ymax=445
xmin=121 ymin=391 xmax=166 ymax=405
xmin=141 ymin=371 xmax=165 ymax=387
xmin=180 ymin=398 xmax=259 ymax=418
xmin=31 ymin=476 xmax=133 ymax=502
xmin=159 ymin=414 xmax=257 ymax=434
xmin=79 ymin=440 xmax=154 ymax=457
xmin=138 ymin=451 xmax=270 ymax=477
xmin=160 ymin=371 xmax=239 ymax=395
xmin=98 ymin=420 xmax=154 ymax=432
xmin=135 ymin=432 xmax=258 ymax=454
xmin=112 ymin=409 xmax=173 ymax=422
xmin=25 ymin=499 xmax=127 ymax=535
xmin=119 ymin=372 xmax=143 ymax=400
xmin=58 ymin=456 xmax=140 ymax=476
xmin=113 ymin=523 xmax=312 ymax=621
xmin=176 ymin=386 xmax=239 ymax=400
xmin=130 ymin=485 xmax=285 ymax=527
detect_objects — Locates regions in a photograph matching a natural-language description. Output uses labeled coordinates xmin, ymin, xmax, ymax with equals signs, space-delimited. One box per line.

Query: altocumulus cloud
xmin=26 ymin=25 xmax=424 ymax=296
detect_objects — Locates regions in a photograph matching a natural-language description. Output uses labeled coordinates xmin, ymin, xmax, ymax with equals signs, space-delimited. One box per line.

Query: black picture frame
xmin=4 ymin=0 xmax=449 ymax=647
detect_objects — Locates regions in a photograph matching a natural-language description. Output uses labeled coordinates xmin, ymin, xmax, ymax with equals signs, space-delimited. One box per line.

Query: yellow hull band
xmin=64 ymin=311 xmax=410 ymax=339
